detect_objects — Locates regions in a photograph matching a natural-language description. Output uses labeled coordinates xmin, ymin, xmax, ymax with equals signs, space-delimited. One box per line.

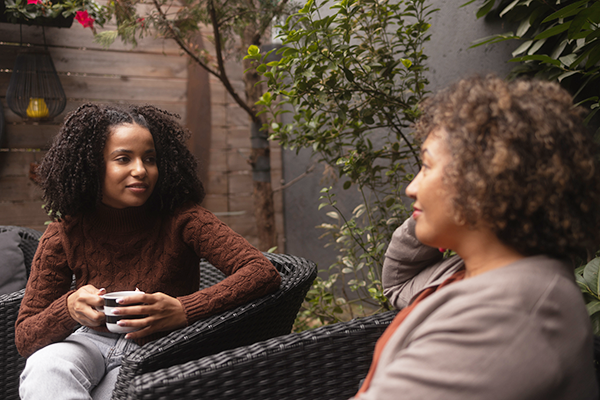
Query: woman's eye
xmin=145 ymin=157 xmax=157 ymax=164
xmin=116 ymin=157 xmax=129 ymax=163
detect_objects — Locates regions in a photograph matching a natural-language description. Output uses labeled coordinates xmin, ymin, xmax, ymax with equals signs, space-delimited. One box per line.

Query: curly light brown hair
xmin=38 ymin=103 xmax=205 ymax=220
xmin=415 ymin=75 xmax=600 ymax=260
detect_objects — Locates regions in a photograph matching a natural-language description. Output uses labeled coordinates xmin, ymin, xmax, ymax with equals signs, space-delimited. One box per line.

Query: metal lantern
xmin=6 ymin=49 xmax=67 ymax=121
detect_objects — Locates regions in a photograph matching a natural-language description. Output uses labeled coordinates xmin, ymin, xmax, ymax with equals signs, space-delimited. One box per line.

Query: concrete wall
xmin=280 ymin=1 xmax=517 ymax=270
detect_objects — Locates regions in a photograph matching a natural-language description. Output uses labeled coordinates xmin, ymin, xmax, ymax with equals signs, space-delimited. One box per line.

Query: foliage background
xmin=467 ymin=0 xmax=600 ymax=134
xmin=249 ymin=0 xmax=435 ymax=327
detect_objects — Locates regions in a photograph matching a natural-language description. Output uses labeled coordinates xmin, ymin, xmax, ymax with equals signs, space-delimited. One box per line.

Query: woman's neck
xmin=88 ymin=201 xmax=159 ymax=233
xmin=454 ymin=227 xmax=525 ymax=279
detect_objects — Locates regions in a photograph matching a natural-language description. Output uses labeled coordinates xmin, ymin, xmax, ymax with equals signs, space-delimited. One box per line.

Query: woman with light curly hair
xmin=353 ymin=75 xmax=600 ymax=400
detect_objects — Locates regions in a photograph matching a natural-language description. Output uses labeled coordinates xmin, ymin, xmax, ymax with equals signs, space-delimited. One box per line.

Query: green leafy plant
xmin=248 ymin=0 xmax=435 ymax=327
xmin=465 ymin=0 xmax=600 ymax=132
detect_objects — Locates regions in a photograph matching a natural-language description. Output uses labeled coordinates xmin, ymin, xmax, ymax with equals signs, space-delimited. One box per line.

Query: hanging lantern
xmin=6 ymin=49 xmax=67 ymax=122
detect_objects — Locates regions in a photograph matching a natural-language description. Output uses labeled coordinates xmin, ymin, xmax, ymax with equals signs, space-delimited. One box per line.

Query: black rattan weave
xmin=0 ymin=226 xmax=43 ymax=400
xmin=128 ymin=310 xmax=397 ymax=400
xmin=111 ymin=253 xmax=316 ymax=399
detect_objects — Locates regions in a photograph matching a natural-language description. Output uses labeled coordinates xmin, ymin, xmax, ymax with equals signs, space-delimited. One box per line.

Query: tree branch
xmin=209 ymin=0 xmax=257 ymax=121
xmin=151 ymin=0 xmax=220 ymax=80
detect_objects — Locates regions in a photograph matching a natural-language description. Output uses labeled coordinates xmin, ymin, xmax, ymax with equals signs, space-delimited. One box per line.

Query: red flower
xmin=27 ymin=0 xmax=42 ymax=4
xmin=75 ymin=10 xmax=94 ymax=29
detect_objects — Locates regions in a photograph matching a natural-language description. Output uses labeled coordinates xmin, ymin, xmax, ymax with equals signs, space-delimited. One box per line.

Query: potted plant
xmin=1 ymin=0 xmax=107 ymax=30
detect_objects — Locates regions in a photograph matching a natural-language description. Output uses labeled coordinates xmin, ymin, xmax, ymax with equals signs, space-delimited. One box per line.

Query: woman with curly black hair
xmin=353 ymin=76 xmax=600 ymax=400
xmin=15 ymin=104 xmax=281 ymax=400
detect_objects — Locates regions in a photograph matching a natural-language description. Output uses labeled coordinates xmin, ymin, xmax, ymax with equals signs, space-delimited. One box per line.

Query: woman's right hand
xmin=67 ymin=285 xmax=106 ymax=327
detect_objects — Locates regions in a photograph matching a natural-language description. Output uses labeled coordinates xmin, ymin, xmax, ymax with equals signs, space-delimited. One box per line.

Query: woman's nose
xmin=405 ymin=171 xmax=420 ymax=199
xmin=131 ymin=159 xmax=147 ymax=177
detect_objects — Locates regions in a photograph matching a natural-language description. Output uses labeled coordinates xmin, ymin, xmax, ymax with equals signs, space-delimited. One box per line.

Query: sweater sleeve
xmin=383 ymin=217 xmax=458 ymax=309
xmin=15 ymin=223 xmax=78 ymax=357
xmin=176 ymin=206 xmax=281 ymax=324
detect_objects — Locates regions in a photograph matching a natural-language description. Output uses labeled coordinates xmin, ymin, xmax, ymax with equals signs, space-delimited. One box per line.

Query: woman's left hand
xmin=111 ymin=292 xmax=187 ymax=339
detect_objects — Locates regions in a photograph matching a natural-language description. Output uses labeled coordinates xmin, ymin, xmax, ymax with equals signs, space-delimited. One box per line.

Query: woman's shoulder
xmin=170 ymin=202 xmax=219 ymax=221
xmin=440 ymin=255 xmax=583 ymax=316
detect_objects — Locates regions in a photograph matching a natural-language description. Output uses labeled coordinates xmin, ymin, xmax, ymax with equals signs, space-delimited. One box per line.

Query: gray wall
xmin=281 ymin=1 xmax=517 ymax=269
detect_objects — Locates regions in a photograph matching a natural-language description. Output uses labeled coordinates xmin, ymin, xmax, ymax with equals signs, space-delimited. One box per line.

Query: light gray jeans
xmin=19 ymin=326 xmax=140 ymax=400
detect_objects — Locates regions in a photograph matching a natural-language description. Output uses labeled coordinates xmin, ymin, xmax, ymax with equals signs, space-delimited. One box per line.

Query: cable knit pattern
xmin=15 ymin=202 xmax=281 ymax=358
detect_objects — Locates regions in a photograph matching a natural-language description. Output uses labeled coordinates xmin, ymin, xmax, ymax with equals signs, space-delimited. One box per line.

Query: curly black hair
xmin=415 ymin=75 xmax=600 ymax=261
xmin=38 ymin=103 xmax=205 ymax=219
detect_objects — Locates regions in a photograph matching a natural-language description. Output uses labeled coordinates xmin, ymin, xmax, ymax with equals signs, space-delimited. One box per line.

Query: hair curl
xmin=415 ymin=75 xmax=600 ymax=260
xmin=38 ymin=103 xmax=205 ymax=219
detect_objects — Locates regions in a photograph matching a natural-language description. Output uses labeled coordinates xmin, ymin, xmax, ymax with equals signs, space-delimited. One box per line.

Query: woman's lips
xmin=412 ymin=207 xmax=422 ymax=219
xmin=126 ymin=184 xmax=149 ymax=193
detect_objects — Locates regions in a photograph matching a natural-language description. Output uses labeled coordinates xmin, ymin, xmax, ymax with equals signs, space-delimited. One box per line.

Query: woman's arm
xmin=15 ymin=224 xmax=78 ymax=357
xmin=383 ymin=217 xmax=461 ymax=309
xmin=175 ymin=206 xmax=281 ymax=324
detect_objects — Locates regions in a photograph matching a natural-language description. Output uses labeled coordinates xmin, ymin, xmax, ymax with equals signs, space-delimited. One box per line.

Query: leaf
xmin=343 ymin=180 xmax=352 ymax=190
xmin=586 ymin=45 xmax=600 ymax=69
xmin=499 ymin=0 xmax=520 ymax=18
xmin=527 ymin=38 xmax=547 ymax=55
xmin=559 ymin=53 xmax=578 ymax=67
xmin=326 ymin=211 xmax=339 ymax=220
xmin=401 ymin=58 xmax=412 ymax=69
xmin=569 ymin=7 xmax=592 ymax=39
xmin=510 ymin=54 xmax=562 ymax=67
xmin=512 ymin=40 xmax=533 ymax=57
xmin=516 ymin=17 xmax=531 ymax=37
xmin=557 ymin=70 xmax=579 ymax=82
xmin=476 ymin=0 xmax=495 ymax=19
xmin=583 ymin=257 xmax=600 ymax=297
xmin=588 ymin=300 xmax=600 ymax=317
xmin=541 ymin=0 xmax=588 ymax=23
xmin=247 ymin=45 xmax=260 ymax=56
xmin=267 ymin=246 xmax=278 ymax=253
xmin=534 ymin=22 xmax=572 ymax=40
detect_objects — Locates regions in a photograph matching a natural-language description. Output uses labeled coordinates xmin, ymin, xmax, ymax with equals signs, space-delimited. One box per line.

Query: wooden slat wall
xmin=0 ymin=17 xmax=284 ymax=251
xmin=0 ymin=20 xmax=187 ymax=232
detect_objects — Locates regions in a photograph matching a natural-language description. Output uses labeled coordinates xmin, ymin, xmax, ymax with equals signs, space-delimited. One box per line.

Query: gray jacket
xmin=352 ymin=217 xmax=598 ymax=400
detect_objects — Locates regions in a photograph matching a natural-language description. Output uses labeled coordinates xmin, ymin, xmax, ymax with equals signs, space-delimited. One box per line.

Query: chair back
xmin=0 ymin=226 xmax=43 ymax=400
xmin=127 ymin=311 xmax=397 ymax=400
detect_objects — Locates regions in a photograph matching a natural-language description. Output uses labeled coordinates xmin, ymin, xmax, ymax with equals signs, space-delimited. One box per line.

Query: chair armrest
xmin=0 ymin=288 xmax=27 ymax=400
xmin=112 ymin=253 xmax=317 ymax=400
xmin=127 ymin=310 xmax=397 ymax=400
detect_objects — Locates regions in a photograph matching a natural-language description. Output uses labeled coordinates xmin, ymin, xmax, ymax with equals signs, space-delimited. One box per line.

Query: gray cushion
xmin=0 ymin=229 xmax=27 ymax=294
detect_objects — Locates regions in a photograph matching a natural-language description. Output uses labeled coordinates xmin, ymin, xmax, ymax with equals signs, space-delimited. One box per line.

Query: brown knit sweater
xmin=15 ymin=202 xmax=281 ymax=357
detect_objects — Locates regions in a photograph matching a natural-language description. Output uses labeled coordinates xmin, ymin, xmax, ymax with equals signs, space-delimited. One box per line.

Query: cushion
xmin=0 ymin=230 xmax=27 ymax=295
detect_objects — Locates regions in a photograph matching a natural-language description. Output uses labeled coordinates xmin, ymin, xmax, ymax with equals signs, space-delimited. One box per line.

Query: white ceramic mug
xmin=97 ymin=291 xmax=145 ymax=334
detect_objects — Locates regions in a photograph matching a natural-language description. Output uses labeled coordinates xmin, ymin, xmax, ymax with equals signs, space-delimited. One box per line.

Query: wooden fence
xmin=0 ymin=19 xmax=283 ymax=250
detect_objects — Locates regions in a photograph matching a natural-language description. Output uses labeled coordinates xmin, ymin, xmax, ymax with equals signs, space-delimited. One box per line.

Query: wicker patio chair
xmin=0 ymin=225 xmax=43 ymax=400
xmin=0 ymin=232 xmax=317 ymax=400
xmin=123 ymin=310 xmax=397 ymax=400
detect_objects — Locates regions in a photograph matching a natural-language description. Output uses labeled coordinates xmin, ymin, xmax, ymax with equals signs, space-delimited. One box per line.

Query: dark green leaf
xmin=541 ymin=0 xmax=588 ymax=23
xmin=476 ymin=0 xmax=495 ymax=19
xmin=534 ymin=22 xmax=571 ymax=40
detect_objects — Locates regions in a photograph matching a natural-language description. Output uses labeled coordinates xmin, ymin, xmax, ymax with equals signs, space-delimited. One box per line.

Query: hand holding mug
xmin=108 ymin=291 xmax=187 ymax=339
xmin=97 ymin=291 xmax=147 ymax=334
xmin=67 ymin=285 xmax=106 ymax=327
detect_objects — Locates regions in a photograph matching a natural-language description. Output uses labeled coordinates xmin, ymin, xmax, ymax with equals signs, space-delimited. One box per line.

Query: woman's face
xmin=102 ymin=123 xmax=159 ymax=209
xmin=406 ymin=129 xmax=464 ymax=249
